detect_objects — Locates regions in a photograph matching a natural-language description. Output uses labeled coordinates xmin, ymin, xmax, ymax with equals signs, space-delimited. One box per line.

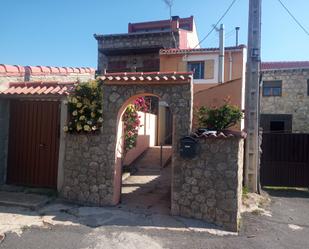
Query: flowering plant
xmin=64 ymin=80 xmax=103 ymax=133
xmin=123 ymin=97 xmax=149 ymax=152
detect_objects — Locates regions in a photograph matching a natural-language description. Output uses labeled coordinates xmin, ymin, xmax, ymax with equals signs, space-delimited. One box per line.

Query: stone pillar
xmin=172 ymin=137 xmax=244 ymax=232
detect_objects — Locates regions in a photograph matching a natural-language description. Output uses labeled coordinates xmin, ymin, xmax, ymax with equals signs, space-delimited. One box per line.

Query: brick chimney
xmin=171 ymin=16 xmax=180 ymax=31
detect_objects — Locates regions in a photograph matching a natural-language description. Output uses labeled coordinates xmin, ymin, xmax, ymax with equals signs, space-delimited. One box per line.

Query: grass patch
xmin=242 ymin=186 xmax=249 ymax=199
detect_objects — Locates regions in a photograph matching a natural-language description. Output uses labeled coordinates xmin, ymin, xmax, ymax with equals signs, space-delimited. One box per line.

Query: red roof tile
xmin=261 ymin=61 xmax=309 ymax=70
xmin=99 ymin=72 xmax=192 ymax=84
xmin=23 ymin=65 xmax=95 ymax=75
xmin=0 ymin=64 xmax=25 ymax=76
xmin=0 ymin=81 xmax=76 ymax=96
xmin=160 ymin=45 xmax=246 ymax=55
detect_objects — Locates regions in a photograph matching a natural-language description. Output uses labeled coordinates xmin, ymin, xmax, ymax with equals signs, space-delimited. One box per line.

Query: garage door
xmin=7 ymin=100 xmax=60 ymax=189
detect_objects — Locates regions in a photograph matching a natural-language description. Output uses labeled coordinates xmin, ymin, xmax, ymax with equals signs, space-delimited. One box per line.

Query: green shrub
xmin=197 ymin=104 xmax=243 ymax=131
xmin=65 ymin=80 xmax=103 ymax=133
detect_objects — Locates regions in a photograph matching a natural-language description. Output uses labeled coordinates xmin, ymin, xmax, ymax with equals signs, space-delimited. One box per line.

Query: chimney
xmin=171 ymin=16 xmax=180 ymax=31
xmin=218 ymin=24 xmax=225 ymax=84
xmin=235 ymin=27 xmax=240 ymax=46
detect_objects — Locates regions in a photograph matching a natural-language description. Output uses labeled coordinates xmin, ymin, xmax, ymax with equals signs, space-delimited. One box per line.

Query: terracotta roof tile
xmin=160 ymin=45 xmax=246 ymax=55
xmin=0 ymin=81 xmax=76 ymax=96
xmin=261 ymin=61 xmax=309 ymax=71
xmin=99 ymin=71 xmax=192 ymax=84
xmin=0 ymin=64 xmax=25 ymax=76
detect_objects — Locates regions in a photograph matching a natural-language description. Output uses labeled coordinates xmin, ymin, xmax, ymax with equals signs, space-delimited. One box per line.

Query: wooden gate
xmin=7 ymin=100 xmax=60 ymax=189
xmin=260 ymin=133 xmax=309 ymax=187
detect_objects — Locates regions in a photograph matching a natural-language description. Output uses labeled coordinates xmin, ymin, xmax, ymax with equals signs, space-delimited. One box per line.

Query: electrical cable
xmin=277 ymin=0 xmax=309 ymax=36
xmin=193 ymin=0 xmax=238 ymax=49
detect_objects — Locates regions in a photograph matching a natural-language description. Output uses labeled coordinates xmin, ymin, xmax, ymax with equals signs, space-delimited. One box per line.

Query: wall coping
xmin=191 ymin=130 xmax=247 ymax=139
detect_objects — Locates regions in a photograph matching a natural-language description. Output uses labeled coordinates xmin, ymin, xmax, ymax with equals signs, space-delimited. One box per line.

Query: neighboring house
xmin=160 ymin=45 xmax=247 ymax=130
xmin=160 ymin=45 xmax=247 ymax=93
xmin=0 ymin=64 xmax=95 ymax=188
xmin=94 ymin=16 xmax=200 ymax=74
xmin=260 ymin=61 xmax=309 ymax=133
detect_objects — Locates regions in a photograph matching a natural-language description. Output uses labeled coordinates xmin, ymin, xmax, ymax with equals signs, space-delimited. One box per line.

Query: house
xmin=159 ymin=45 xmax=247 ymax=130
xmin=260 ymin=61 xmax=309 ymax=133
xmin=94 ymin=16 xmax=200 ymax=74
xmin=0 ymin=64 xmax=95 ymax=188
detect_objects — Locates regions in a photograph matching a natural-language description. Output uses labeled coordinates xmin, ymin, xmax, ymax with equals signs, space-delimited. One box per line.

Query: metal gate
xmin=260 ymin=133 xmax=309 ymax=187
xmin=7 ymin=100 xmax=60 ymax=189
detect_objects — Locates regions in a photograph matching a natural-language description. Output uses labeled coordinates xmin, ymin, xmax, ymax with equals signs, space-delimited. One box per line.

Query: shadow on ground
xmin=262 ymin=187 xmax=309 ymax=198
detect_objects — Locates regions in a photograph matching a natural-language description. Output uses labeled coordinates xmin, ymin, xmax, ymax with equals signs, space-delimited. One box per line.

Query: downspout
xmin=229 ymin=51 xmax=233 ymax=81
xmin=218 ymin=24 xmax=225 ymax=84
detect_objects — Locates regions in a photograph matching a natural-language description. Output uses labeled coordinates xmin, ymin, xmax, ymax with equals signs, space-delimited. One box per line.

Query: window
xmin=188 ymin=61 xmax=205 ymax=79
xmin=270 ymin=121 xmax=285 ymax=133
xmin=260 ymin=114 xmax=292 ymax=133
xmin=263 ymin=80 xmax=282 ymax=96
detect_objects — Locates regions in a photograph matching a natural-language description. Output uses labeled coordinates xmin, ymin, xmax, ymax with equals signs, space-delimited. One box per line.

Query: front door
xmin=7 ymin=100 xmax=60 ymax=189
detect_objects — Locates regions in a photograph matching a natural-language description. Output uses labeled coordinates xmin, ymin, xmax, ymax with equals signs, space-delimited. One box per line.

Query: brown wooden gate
xmin=260 ymin=133 xmax=309 ymax=187
xmin=7 ymin=100 xmax=60 ymax=189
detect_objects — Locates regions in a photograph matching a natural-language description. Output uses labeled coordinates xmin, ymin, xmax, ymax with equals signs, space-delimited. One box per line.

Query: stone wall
xmin=172 ymin=137 xmax=244 ymax=232
xmin=0 ymin=99 xmax=9 ymax=184
xmin=261 ymin=68 xmax=309 ymax=133
xmin=62 ymin=134 xmax=114 ymax=205
xmin=95 ymin=31 xmax=179 ymax=73
xmin=0 ymin=76 xmax=25 ymax=91
xmin=61 ymin=79 xmax=193 ymax=206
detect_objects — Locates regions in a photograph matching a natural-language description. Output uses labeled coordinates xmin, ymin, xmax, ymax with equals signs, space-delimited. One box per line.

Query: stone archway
xmin=62 ymin=72 xmax=193 ymax=207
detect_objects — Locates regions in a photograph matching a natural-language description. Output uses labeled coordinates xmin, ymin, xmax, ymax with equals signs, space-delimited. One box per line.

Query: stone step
xmin=133 ymin=146 xmax=172 ymax=173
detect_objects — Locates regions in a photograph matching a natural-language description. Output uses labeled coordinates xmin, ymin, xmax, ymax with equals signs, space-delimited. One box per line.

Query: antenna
xmin=162 ymin=0 xmax=177 ymax=48
xmin=163 ymin=0 xmax=174 ymax=18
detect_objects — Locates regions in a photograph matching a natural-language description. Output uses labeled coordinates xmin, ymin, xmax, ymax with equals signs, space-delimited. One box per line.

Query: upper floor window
xmin=188 ymin=61 xmax=205 ymax=79
xmin=263 ymin=80 xmax=282 ymax=97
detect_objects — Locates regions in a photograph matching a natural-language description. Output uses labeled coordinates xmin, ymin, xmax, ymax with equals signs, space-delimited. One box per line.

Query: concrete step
xmin=0 ymin=191 xmax=53 ymax=210
xmin=133 ymin=146 xmax=172 ymax=173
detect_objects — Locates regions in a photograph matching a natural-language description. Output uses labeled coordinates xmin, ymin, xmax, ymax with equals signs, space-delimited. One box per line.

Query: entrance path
xmin=120 ymin=146 xmax=172 ymax=215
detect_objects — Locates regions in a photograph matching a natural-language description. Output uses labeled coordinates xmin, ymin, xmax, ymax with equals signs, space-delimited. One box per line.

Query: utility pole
xmin=244 ymin=0 xmax=262 ymax=192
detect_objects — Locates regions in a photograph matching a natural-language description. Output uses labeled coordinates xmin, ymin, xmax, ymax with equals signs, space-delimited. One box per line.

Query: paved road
xmin=1 ymin=190 xmax=308 ymax=249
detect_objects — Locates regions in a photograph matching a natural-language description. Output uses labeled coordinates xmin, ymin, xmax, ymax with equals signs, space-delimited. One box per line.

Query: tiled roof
xmin=0 ymin=81 xmax=75 ymax=96
xmin=99 ymin=72 xmax=192 ymax=84
xmin=191 ymin=130 xmax=247 ymax=139
xmin=0 ymin=64 xmax=25 ymax=76
xmin=0 ymin=64 xmax=95 ymax=76
xmin=261 ymin=61 xmax=309 ymax=70
xmin=160 ymin=45 xmax=246 ymax=55
xmin=25 ymin=66 xmax=95 ymax=75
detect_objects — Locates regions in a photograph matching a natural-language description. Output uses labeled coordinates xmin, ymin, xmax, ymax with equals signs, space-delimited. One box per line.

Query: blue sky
xmin=0 ymin=0 xmax=308 ymax=68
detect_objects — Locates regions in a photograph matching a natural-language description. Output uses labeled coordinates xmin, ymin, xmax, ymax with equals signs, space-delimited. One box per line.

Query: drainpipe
xmin=218 ymin=24 xmax=225 ymax=84
xmin=229 ymin=51 xmax=233 ymax=81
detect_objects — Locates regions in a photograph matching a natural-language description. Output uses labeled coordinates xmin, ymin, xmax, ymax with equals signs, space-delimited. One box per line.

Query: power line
xmin=277 ymin=0 xmax=309 ymax=36
xmin=193 ymin=0 xmax=238 ymax=48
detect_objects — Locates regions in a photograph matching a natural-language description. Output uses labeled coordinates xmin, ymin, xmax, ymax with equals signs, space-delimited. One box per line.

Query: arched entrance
xmin=101 ymin=72 xmax=193 ymax=206
xmin=61 ymin=72 xmax=193 ymax=208
xmin=116 ymin=94 xmax=172 ymax=213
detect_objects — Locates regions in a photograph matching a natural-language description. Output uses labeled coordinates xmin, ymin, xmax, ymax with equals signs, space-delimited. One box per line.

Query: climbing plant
xmin=64 ymin=80 xmax=103 ymax=133
xmin=122 ymin=97 xmax=149 ymax=152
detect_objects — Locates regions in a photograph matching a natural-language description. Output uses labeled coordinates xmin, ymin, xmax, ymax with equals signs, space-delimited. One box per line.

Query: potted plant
xmin=197 ymin=104 xmax=243 ymax=135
